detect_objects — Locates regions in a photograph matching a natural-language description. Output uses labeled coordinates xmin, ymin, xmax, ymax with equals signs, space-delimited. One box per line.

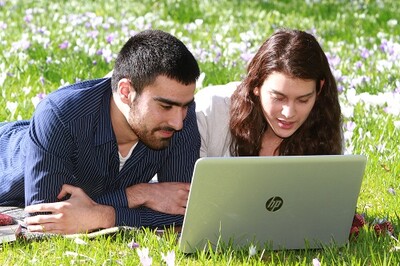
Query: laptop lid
xmin=178 ymin=155 xmax=367 ymax=253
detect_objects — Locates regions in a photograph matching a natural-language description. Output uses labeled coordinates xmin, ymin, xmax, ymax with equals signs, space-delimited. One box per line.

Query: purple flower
xmin=214 ymin=51 xmax=221 ymax=63
xmin=59 ymin=41 xmax=69 ymax=50
xmin=326 ymin=52 xmax=341 ymax=67
xmin=0 ymin=21 xmax=7 ymax=30
xmin=240 ymin=52 xmax=255 ymax=63
xmin=380 ymin=40 xmax=388 ymax=52
xmin=24 ymin=14 xmax=33 ymax=23
xmin=37 ymin=93 xmax=47 ymax=100
xmin=39 ymin=76 xmax=45 ymax=85
xmin=354 ymin=61 xmax=362 ymax=69
xmin=87 ymin=30 xmax=99 ymax=39
xmin=360 ymin=48 xmax=370 ymax=59
xmin=388 ymin=188 xmax=396 ymax=195
xmin=14 ymin=40 xmax=31 ymax=50
xmin=127 ymin=239 xmax=140 ymax=249
xmin=345 ymin=121 xmax=356 ymax=131
xmin=106 ymin=33 xmax=116 ymax=44
xmin=37 ymin=27 xmax=47 ymax=35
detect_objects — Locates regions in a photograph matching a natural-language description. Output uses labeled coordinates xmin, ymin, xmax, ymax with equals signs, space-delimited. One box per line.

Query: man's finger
xmin=24 ymin=212 xmax=59 ymax=225
xmin=24 ymin=202 xmax=61 ymax=213
xmin=57 ymin=184 xmax=77 ymax=199
xmin=26 ymin=223 xmax=50 ymax=232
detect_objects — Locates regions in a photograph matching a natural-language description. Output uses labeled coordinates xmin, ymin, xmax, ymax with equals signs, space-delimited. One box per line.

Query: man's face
xmin=128 ymin=75 xmax=195 ymax=150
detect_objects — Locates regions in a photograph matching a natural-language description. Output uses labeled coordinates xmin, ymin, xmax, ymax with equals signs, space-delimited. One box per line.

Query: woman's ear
xmin=253 ymin=87 xmax=260 ymax=96
xmin=318 ymin=79 xmax=325 ymax=95
xmin=118 ymin=78 xmax=136 ymax=104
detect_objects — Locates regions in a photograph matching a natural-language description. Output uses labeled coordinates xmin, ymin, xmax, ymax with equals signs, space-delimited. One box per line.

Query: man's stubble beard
xmin=127 ymin=102 xmax=174 ymax=150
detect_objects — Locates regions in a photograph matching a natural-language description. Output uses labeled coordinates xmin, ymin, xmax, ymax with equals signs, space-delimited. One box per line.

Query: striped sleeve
xmin=97 ymin=102 xmax=200 ymax=227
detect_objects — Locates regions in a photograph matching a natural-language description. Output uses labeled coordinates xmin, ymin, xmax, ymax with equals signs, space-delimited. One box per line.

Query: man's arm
xmin=23 ymin=97 xmax=118 ymax=234
xmin=94 ymin=102 xmax=200 ymax=227
xmin=25 ymin=185 xmax=115 ymax=234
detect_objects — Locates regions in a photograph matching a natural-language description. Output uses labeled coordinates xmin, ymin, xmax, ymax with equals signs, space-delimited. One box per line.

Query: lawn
xmin=0 ymin=0 xmax=399 ymax=265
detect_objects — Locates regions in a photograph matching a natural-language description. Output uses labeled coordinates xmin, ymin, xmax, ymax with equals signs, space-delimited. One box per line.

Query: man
xmin=0 ymin=29 xmax=200 ymax=234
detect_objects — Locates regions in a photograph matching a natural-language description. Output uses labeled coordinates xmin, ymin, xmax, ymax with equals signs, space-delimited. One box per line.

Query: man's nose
xmin=167 ymin=108 xmax=186 ymax=131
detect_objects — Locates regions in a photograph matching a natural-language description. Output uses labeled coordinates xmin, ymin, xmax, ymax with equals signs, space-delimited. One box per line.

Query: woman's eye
xmin=273 ymin=97 xmax=284 ymax=102
xmin=298 ymin=98 xmax=309 ymax=104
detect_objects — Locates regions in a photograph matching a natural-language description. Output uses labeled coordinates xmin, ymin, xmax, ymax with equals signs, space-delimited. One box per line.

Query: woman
xmin=196 ymin=29 xmax=343 ymax=157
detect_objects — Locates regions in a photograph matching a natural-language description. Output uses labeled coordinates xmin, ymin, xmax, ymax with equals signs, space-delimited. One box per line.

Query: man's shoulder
xmin=37 ymin=78 xmax=111 ymax=121
xmin=48 ymin=78 xmax=111 ymax=104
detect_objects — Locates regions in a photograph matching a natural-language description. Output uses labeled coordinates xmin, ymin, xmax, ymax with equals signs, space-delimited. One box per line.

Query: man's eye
xmin=161 ymin=105 xmax=172 ymax=110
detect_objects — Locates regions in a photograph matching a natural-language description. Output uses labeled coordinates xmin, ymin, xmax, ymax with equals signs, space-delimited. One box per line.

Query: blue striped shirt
xmin=0 ymin=78 xmax=200 ymax=228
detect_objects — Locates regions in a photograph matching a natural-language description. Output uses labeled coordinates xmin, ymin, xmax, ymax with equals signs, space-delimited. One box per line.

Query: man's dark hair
xmin=111 ymin=29 xmax=200 ymax=94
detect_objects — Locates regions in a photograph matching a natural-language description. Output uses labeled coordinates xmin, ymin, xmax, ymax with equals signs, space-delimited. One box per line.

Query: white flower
xmin=196 ymin=72 xmax=206 ymax=90
xmin=249 ymin=244 xmax=257 ymax=257
xmin=137 ymin=247 xmax=152 ymax=266
xmin=312 ymin=258 xmax=321 ymax=266
xmin=161 ymin=250 xmax=175 ymax=266
xmin=387 ymin=19 xmax=398 ymax=27
xmin=6 ymin=101 xmax=18 ymax=119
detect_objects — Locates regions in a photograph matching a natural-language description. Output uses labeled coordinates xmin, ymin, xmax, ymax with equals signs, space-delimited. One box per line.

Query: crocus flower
xmin=59 ymin=40 xmax=69 ymax=49
xmin=127 ymin=239 xmax=140 ymax=249
xmin=248 ymin=245 xmax=257 ymax=257
xmin=137 ymin=247 xmax=152 ymax=266
xmin=161 ymin=250 xmax=175 ymax=266
xmin=6 ymin=101 xmax=18 ymax=118
xmin=312 ymin=258 xmax=321 ymax=266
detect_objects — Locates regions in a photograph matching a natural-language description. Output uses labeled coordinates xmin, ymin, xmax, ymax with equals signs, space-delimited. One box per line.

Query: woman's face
xmin=254 ymin=72 xmax=317 ymax=139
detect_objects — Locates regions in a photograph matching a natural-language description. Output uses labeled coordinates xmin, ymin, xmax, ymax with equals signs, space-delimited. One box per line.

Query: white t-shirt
xmin=195 ymin=82 xmax=240 ymax=157
xmin=119 ymin=142 xmax=138 ymax=171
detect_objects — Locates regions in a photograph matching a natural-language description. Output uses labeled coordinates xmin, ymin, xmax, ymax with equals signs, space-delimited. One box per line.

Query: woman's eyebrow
xmin=270 ymin=89 xmax=315 ymax=98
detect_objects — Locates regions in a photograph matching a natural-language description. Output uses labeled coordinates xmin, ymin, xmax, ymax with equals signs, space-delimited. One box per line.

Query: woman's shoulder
xmin=196 ymin=81 xmax=240 ymax=97
xmin=195 ymin=82 xmax=240 ymax=108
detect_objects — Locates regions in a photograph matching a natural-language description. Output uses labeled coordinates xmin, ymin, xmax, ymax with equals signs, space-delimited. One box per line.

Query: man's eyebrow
xmin=153 ymin=97 xmax=195 ymax=107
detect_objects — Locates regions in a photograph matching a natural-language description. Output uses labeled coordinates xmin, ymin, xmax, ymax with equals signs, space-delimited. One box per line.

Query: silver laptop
xmin=178 ymin=155 xmax=367 ymax=253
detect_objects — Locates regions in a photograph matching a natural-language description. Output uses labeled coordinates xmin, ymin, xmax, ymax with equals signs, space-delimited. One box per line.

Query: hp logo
xmin=265 ymin=196 xmax=283 ymax=212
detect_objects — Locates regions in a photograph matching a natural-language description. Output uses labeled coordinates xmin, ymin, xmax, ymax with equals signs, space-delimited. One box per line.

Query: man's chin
xmin=144 ymin=138 xmax=171 ymax=150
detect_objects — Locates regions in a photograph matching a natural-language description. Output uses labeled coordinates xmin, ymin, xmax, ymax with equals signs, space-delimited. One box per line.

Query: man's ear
xmin=117 ymin=78 xmax=136 ymax=104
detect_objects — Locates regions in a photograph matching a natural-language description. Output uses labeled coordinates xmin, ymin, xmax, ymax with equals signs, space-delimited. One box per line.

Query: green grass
xmin=1 ymin=0 xmax=400 ymax=264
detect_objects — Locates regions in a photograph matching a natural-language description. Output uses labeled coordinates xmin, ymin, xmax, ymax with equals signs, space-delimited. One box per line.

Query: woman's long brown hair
xmin=229 ymin=29 xmax=342 ymax=156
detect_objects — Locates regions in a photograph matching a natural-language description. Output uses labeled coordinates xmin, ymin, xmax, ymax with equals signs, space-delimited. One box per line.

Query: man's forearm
xmin=125 ymin=183 xmax=147 ymax=208
xmin=94 ymin=204 xmax=116 ymax=229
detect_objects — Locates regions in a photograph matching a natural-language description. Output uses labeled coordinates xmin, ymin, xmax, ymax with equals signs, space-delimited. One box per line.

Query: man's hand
xmin=126 ymin=182 xmax=190 ymax=215
xmin=24 ymin=184 xmax=115 ymax=235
